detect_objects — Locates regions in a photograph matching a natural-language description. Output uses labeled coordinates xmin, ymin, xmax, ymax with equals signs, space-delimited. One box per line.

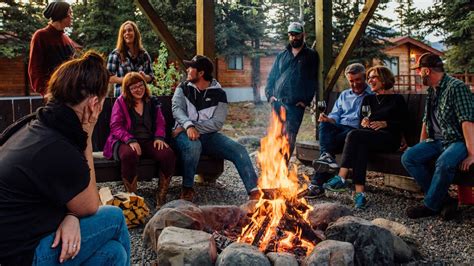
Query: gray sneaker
xmin=312 ymin=153 xmax=339 ymax=174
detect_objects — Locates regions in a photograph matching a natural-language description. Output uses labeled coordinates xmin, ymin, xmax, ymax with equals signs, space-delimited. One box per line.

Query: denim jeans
xmin=271 ymin=101 xmax=305 ymax=157
xmin=401 ymin=140 xmax=467 ymax=211
xmin=33 ymin=206 xmax=130 ymax=266
xmin=174 ymin=132 xmax=258 ymax=193
xmin=311 ymin=122 xmax=354 ymax=186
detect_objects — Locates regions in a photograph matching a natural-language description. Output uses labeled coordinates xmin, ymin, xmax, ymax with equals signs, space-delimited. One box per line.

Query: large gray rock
xmin=156 ymin=226 xmax=217 ymax=266
xmin=303 ymin=240 xmax=354 ymax=266
xmin=267 ymin=252 xmax=298 ymax=266
xmin=372 ymin=218 xmax=420 ymax=262
xmin=143 ymin=200 xmax=205 ymax=250
xmin=216 ymin=242 xmax=271 ymax=266
xmin=325 ymin=216 xmax=395 ymax=265
xmin=200 ymin=205 xmax=246 ymax=231
xmin=308 ymin=203 xmax=353 ymax=231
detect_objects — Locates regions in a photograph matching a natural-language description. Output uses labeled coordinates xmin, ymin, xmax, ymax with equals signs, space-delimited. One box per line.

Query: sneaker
xmin=406 ymin=204 xmax=438 ymax=219
xmin=312 ymin=153 xmax=339 ymax=174
xmin=323 ymin=175 xmax=348 ymax=192
xmin=354 ymin=192 xmax=367 ymax=209
xmin=305 ymin=184 xmax=325 ymax=199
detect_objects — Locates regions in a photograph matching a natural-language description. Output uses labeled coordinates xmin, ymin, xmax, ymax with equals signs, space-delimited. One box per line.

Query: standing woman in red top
xmin=28 ymin=1 xmax=76 ymax=96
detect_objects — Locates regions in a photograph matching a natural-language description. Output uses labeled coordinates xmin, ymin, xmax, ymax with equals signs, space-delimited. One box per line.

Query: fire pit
xmin=237 ymin=109 xmax=323 ymax=258
xmin=143 ymin=109 xmax=420 ymax=265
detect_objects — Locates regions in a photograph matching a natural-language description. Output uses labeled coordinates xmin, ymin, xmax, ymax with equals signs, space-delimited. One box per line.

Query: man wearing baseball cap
xmin=172 ymin=55 xmax=259 ymax=201
xmin=402 ymin=53 xmax=474 ymax=219
xmin=265 ymin=21 xmax=319 ymax=157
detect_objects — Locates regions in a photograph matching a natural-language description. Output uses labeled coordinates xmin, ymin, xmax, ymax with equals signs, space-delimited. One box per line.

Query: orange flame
xmin=238 ymin=108 xmax=314 ymax=255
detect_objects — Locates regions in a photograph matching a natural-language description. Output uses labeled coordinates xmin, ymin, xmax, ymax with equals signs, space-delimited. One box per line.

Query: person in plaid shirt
xmin=107 ymin=21 xmax=154 ymax=97
xmin=402 ymin=53 xmax=474 ymax=220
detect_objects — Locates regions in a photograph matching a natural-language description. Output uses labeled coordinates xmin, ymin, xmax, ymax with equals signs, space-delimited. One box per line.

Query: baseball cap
xmin=183 ymin=55 xmax=213 ymax=75
xmin=287 ymin=22 xmax=304 ymax=34
xmin=411 ymin=53 xmax=443 ymax=69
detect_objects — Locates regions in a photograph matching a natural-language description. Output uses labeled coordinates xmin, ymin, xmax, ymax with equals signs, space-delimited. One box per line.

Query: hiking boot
xmin=123 ymin=176 xmax=138 ymax=194
xmin=440 ymin=196 xmax=458 ymax=221
xmin=312 ymin=153 xmax=339 ymax=174
xmin=305 ymin=184 xmax=325 ymax=199
xmin=406 ymin=204 xmax=438 ymax=219
xmin=354 ymin=192 xmax=367 ymax=209
xmin=180 ymin=187 xmax=196 ymax=202
xmin=323 ymin=175 xmax=348 ymax=192
xmin=156 ymin=173 xmax=172 ymax=209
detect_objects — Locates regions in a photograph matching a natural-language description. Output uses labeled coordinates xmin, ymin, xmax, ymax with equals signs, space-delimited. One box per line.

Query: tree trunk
xmin=251 ymin=39 xmax=262 ymax=104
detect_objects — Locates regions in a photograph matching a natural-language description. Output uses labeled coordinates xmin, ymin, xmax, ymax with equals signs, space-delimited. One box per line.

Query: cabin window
xmin=227 ymin=55 xmax=243 ymax=70
xmin=385 ymin=57 xmax=399 ymax=76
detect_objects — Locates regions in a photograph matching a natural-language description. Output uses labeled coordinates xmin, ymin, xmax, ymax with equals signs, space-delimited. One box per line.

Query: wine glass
xmin=317 ymin=100 xmax=326 ymax=113
xmin=361 ymin=105 xmax=371 ymax=119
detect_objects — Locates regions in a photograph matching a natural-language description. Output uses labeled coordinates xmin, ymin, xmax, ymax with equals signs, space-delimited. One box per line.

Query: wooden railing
xmin=393 ymin=74 xmax=474 ymax=94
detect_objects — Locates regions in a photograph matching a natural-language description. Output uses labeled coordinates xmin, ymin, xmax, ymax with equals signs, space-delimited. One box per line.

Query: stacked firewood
xmin=99 ymin=187 xmax=150 ymax=228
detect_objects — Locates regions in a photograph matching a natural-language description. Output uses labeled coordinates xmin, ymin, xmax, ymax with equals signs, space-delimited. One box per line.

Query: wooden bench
xmin=0 ymin=96 xmax=224 ymax=183
xmin=296 ymin=91 xmax=474 ymax=193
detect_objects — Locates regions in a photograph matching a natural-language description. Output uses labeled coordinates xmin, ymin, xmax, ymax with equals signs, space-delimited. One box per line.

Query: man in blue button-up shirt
xmin=306 ymin=63 xmax=372 ymax=198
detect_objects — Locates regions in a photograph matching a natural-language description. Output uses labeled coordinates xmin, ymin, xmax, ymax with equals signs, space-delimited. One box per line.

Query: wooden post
xmin=196 ymin=0 xmax=215 ymax=76
xmin=315 ymin=0 xmax=332 ymax=101
xmin=134 ymin=0 xmax=187 ymax=70
xmin=324 ymin=0 xmax=380 ymax=94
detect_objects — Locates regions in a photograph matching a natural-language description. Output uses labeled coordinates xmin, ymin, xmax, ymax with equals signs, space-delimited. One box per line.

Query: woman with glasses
xmin=103 ymin=72 xmax=175 ymax=208
xmin=107 ymin=21 xmax=154 ymax=97
xmin=320 ymin=66 xmax=408 ymax=209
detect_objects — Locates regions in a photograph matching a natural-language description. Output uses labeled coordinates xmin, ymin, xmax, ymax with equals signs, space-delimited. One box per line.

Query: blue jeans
xmin=311 ymin=122 xmax=354 ymax=186
xmin=271 ymin=101 xmax=305 ymax=157
xmin=401 ymin=140 xmax=467 ymax=211
xmin=174 ymin=132 xmax=258 ymax=193
xmin=33 ymin=206 xmax=130 ymax=266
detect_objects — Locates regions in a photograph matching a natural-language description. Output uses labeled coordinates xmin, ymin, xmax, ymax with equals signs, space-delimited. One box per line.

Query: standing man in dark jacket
xmin=265 ymin=22 xmax=319 ymax=157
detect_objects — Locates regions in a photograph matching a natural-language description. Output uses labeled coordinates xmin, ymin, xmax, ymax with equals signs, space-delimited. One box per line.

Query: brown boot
xmin=156 ymin=173 xmax=172 ymax=209
xmin=123 ymin=176 xmax=138 ymax=193
xmin=180 ymin=187 xmax=195 ymax=202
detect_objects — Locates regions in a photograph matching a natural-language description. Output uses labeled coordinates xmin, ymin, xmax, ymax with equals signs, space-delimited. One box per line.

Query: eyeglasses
xmin=129 ymin=82 xmax=145 ymax=92
xmin=368 ymin=75 xmax=379 ymax=80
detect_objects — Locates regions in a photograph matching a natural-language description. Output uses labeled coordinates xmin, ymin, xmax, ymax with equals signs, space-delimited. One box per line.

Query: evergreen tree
xmin=0 ymin=0 xmax=46 ymax=59
xmin=404 ymin=0 xmax=473 ymax=73
xmin=394 ymin=0 xmax=416 ymax=37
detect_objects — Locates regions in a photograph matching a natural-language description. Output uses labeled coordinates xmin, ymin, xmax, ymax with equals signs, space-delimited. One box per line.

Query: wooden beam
xmin=196 ymin=0 xmax=215 ymax=64
xmin=134 ymin=0 xmax=187 ymax=69
xmin=315 ymin=0 xmax=332 ymax=100
xmin=324 ymin=0 xmax=380 ymax=95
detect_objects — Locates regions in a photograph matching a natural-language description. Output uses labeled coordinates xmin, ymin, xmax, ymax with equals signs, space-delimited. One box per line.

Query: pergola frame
xmin=134 ymin=0 xmax=380 ymax=99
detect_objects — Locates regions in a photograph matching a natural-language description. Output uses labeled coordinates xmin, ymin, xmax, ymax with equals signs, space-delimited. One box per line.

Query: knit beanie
xmin=43 ymin=1 xmax=70 ymax=21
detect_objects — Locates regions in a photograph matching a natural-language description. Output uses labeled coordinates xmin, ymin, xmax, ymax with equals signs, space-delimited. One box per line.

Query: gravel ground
xmin=97 ymin=150 xmax=474 ymax=265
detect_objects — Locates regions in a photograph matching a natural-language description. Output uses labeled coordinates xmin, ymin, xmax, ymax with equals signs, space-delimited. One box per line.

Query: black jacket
xmin=265 ymin=43 xmax=319 ymax=106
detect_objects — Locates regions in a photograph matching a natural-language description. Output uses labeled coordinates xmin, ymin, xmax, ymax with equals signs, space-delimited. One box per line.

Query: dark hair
xmin=121 ymin=72 xmax=151 ymax=109
xmin=115 ymin=21 xmax=144 ymax=62
xmin=46 ymin=51 xmax=109 ymax=105
xmin=367 ymin=65 xmax=395 ymax=90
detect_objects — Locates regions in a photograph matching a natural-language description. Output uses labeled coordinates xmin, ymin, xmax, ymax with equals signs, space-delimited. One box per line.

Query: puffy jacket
xmin=103 ymin=96 xmax=166 ymax=159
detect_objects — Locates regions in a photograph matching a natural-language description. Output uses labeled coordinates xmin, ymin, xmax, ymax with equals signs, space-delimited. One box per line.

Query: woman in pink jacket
xmin=103 ymin=72 xmax=175 ymax=208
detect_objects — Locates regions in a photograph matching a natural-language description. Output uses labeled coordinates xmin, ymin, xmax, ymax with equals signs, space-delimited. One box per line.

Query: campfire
xmin=237 ymin=108 xmax=323 ymax=257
